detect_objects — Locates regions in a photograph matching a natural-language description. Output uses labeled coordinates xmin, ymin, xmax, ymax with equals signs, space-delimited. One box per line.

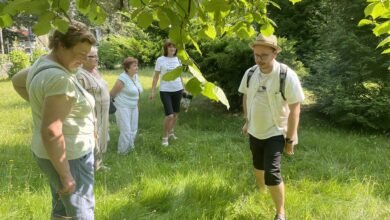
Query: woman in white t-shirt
xmin=149 ymin=40 xmax=184 ymax=146
xmin=110 ymin=57 xmax=143 ymax=154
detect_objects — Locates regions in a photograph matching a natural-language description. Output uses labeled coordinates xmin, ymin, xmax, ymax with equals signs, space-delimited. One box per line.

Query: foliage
xmin=98 ymin=35 xmax=160 ymax=69
xmin=358 ymin=0 xmax=390 ymax=54
xmin=8 ymin=49 xmax=30 ymax=78
xmin=270 ymin=0 xmax=390 ymax=130
xmin=31 ymin=47 xmax=47 ymax=63
xmin=191 ymin=37 xmax=308 ymax=111
xmin=0 ymin=0 xmax=302 ymax=109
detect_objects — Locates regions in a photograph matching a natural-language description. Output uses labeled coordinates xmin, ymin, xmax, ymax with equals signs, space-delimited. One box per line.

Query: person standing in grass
xmin=11 ymin=21 xmax=96 ymax=219
xmin=110 ymin=57 xmax=143 ymax=154
xmin=76 ymin=46 xmax=110 ymax=171
xmin=238 ymin=34 xmax=304 ymax=220
xmin=149 ymin=40 xmax=184 ymax=146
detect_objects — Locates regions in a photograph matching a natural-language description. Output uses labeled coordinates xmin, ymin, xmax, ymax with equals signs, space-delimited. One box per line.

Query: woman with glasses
xmin=76 ymin=46 xmax=110 ymax=171
xmin=12 ymin=21 xmax=97 ymax=219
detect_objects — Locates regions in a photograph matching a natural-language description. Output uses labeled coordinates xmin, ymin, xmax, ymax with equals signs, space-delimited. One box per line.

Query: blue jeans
xmin=34 ymin=152 xmax=95 ymax=219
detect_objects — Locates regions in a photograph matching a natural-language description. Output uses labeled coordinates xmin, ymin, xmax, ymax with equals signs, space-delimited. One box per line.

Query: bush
xmin=9 ymin=50 xmax=30 ymax=78
xmin=31 ymin=47 xmax=48 ymax=63
xmin=0 ymin=54 xmax=10 ymax=80
xmin=98 ymin=36 xmax=160 ymax=69
xmin=191 ymin=37 xmax=308 ymax=111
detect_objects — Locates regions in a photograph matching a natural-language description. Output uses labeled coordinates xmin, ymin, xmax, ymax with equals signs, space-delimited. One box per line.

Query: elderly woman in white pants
xmin=110 ymin=57 xmax=143 ymax=154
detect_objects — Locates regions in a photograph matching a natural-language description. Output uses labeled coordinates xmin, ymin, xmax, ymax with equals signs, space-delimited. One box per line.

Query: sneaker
xmin=274 ymin=214 xmax=286 ymax=220
xmin=162 ymin=137 xmax=169 ymax=146
xmin=169 ymin=132 xmax=178 ymax=140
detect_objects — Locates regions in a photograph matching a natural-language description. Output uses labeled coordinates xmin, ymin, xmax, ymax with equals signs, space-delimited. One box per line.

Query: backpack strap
xmin=246 ymin=65 xmax=258 ymax=87
xmin=279 ymin=63 xmax=288 ymax=101
xmin=28 ymin=65 xmax=64 ymax=87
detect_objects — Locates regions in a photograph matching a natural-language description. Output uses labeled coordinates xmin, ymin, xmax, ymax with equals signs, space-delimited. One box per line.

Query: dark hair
xmin=163 ymin=40 xmax=177 ymax=56
xmin=123 ymin=57 xmax=138 ymax=71
xmin=48 ymin=21 xmax=96 ymax=49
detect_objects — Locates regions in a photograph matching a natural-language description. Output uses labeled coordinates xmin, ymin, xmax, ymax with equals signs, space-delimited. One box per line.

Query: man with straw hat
xmin=238 ymin=34 xmax=305 ymax=220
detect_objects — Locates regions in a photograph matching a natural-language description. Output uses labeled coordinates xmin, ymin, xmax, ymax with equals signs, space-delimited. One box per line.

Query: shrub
xmin=191 ymin=37 xmax=308 ymax=111
xmin=31 ymin=47 xmax=48 ymax=63
xmin=9 ymin=50 xmax=30 ymax=78
xmin=98 ymin=36 xmax=160 ymax=69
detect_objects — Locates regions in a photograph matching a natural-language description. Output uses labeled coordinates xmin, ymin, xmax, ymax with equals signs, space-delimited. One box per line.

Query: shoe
xmin=169 ymin=132 xmax=178 ymax=140
xmin=274 ymin=214 xmax=286 ymax=220
xmin=162 ymin=137 xmax=169 ymax=146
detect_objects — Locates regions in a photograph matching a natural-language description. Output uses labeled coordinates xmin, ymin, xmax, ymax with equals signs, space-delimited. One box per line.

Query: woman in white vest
xmin=110 ymin=57 xmax=143 ymax=154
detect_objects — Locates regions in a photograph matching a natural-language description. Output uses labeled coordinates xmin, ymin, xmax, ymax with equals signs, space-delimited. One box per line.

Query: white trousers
xmin=115 ymin=107 xmax=139 ymax=153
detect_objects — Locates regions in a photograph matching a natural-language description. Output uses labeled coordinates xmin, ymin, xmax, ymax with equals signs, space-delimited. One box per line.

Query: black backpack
xmin=246 ymin=64 xmax=288 ymax=101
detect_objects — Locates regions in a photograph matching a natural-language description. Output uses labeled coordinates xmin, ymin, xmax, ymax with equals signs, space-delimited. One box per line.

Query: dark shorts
xmin=160 ymin=90 xmax=183 ymax=116
xmin=249 ymin=134 xmax=285 ymax=186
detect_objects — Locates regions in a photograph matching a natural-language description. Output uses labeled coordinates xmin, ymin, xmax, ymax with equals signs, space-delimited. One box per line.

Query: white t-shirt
xmin=238 ymin=61 xmax=305 ymax=140
xmin=154 ymin=56 xmax=183 ymax=92
xmin=27 ymin=56 xmax=95 ymax=160
xmin=114 ymin=72 xmax=143 ymax=108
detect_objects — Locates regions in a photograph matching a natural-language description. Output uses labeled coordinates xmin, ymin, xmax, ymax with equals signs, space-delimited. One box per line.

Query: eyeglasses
xmin=87 ymin=55 xmax=98 ymax=59
xmin=254 ymin=53 xmax=272 ymax=61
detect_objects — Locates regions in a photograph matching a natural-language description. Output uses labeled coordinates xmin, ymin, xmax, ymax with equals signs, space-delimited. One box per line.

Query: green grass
xmin=1 ymin=68 xmax=389 ymax=219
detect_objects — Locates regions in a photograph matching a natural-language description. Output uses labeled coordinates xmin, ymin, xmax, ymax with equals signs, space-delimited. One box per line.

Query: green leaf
xmin=215 ymin=85 xmax=230 ymax=109
xmin=190 ymin=38 xmax=202 ymax=55
xmin=0 ymin=15 xmax=13 ymax=27
xmin=188 ymin=63 xmax=206 ymax=83
xmin=364 ymin=2 xmax=386 ymax=19
xmin=53 ymin=18 xmax=69 ymax=33
xmin=358 ymin=19 xmax=374 ymax=27
xmin=59 ymin=0 xmax=70 ymax=12
xmin=201 ymin=82 xmax=218 ymax=101
xmin=129 ymin=0 xmax=142 ymax=8
xmin=202 ymin=24 xmax=216 ymax=40
xmin=289 ymin=0 xmax=302 ymax=5
xmin=373 ymin=21 xmax=390 ymax=36
xmin=32 ymin=20 xmax=51 ymax=36
xmin=157 ymin=10 xmax=170 ymax=29
xmin=377 ymin=36 xmax=390 ymax=48
xmin=260 ymin=22 xmax=275 ymax=36
xmin=176 ymin=49 xmax=191 ymax=65
xmin=76 ymin=0 xmax=91 ymax=14
xmin=185 ymin=77 xmax=202 ymax=95
xmin=168 ymin=26 xmax=182 ymax=44
xmin=162 ymin=66 xmax=183 ymax=81
xmin=137 ymin=11 xmax=153 ymax=28
xmin=381 ymin=48 xmax=390 ymax=54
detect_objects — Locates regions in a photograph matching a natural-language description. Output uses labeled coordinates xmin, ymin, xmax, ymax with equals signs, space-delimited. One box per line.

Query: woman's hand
xmin=58 ymin=173 xmax=76 ymax=196
xmin=149 ymin=90 xmax=155 ymax=100
xmin=242 ymin=121 xmax=248 ymax=136
xmin=284 ymin=143 xmax=294 ymax=155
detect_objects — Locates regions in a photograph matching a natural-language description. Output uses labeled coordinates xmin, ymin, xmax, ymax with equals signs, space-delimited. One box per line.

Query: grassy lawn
xmin=0 ymin=68 xmax=389 ymax=219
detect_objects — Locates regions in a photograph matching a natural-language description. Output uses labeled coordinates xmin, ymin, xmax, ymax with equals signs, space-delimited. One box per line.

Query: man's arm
xmin=11 ymin=68 xmax=30 ymax=101
xmin=285 ymin=102 xmax=301 ymax=155
xmin=41 ymin=95 xmax=75 ymax=195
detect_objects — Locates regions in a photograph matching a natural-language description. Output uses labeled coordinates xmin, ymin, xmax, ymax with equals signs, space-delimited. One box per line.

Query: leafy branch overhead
xmin=0 ymin=0 xmax=305 ymax=109
xmin=358 ymin=0 xmax=390 ymax=54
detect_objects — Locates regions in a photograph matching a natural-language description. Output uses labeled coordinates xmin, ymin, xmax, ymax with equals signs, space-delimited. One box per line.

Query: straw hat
xmin=249 ymin=34 xmax=282 ymax=53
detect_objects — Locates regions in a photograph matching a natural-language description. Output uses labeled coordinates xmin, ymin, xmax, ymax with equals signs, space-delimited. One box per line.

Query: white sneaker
xmin=169 ymin=133 xmax=178 ymax=140
xmin=162 ymin=137 xmax=169 ymax=146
